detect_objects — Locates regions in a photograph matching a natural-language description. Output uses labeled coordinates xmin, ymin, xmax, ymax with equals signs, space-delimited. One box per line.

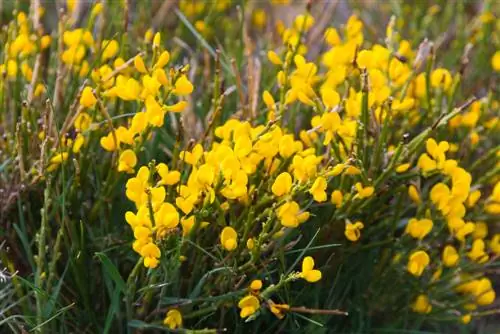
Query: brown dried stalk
xmin=288 ymin=306 xmax=348 ymax=316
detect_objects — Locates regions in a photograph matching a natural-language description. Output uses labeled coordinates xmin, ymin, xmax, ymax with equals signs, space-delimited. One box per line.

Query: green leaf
xmin=189 ymin=267 xmax=232 ymax=299
xmin=95 ymin=252 xmax=126 ymax=292
xmin=43 ymin=261 xmax=70 ymax=318
xmin=103 ymin=287 xmax=122 ymax=334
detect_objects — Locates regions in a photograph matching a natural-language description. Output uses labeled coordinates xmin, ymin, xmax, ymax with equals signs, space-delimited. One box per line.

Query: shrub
xmin=0 ymin=1 xmax=498 ymax=333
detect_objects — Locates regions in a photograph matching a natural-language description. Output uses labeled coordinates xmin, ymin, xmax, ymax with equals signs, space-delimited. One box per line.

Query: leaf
xmin=0 ymin=158 xmax=11 ymax=173
xmin=174 ymin=8 xmax=231 ymax=74
xmin=285 ymin=228 xmax=321 ymax=276
xmin=95 ymin=252 xmax=126 ymax=292
xmin=103 ymin=287 xmax=121 ymax=334
xmin=189 ymin=267 xmax=232 ymax=299
xmin=13 ymin=223 xmax=35 ymax=272
xmin=293 ymin=313 xmax=324 ymax=327
xmin=128 ymin=320 xmax=168 ymax=330
xmin=43 ymin=261 xmax=70 ymax=318
xmin=30 ymin=302 xmax=75 ymax=332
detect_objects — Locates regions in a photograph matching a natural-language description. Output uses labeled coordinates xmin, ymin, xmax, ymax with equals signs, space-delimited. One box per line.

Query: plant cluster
xmin=0 ymin=0 xmax=498 ymax=333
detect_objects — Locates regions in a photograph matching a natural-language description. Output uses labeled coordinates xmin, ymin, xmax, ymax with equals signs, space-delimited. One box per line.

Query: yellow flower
xmin=267 ymin=50 xmax=282 ymax=65
xmin=473 ymin=222 xmax=488 ymax=239
xmin=145 ymin=95 xmax=165 ymax=127
xmin=90 ymin=3 xmax=103 ymax=17
xmin=396 ymin=163 xmax=411 ymax=173
xmin=140 ymin=242 xmax=161 ymax=268
xmin=156 ymin=163 xmax=180 ymax=186
xmin=40 ymin=35 xmax=52 ymax=49
xmin=180 ymin=216 xmax=208 ymax=237
xmin=492 ymin=50 xmax=500 ymax=72
xmin=405 ymin=218 xmax=433 ymax=240
xmin=321 ymin=87 xmax=340 ymax=109
xmin=294 ymin=14 xmax=315 ymax=32
xmin=272 ymin=172 xmax=293 ymax=197
xmin=277 ymin=201 xmax=309 ymax=228
xmin=132 ymin=237 xmax=150 ymax=254
xmin=430 ymin=68 xmax=452 ymax=92
xmin=118 ymin=150 xmax=137 ymax=173
xmin=408 ymin=185 xmax=421 ymax=204
xmin=263 ymin=90 xmax=276 ymax=113
xmin=175 ymin=185 xmax=198 ymax=215
xmin=134 ymin=226 xmax=151 ymax=240
xmin=466 ymin=190 xmax=481 ymax=208
xmin=80 ymin=87 xmax=97 ymax=108
xmin=180 ymin=144 xmax=204 ymax=165
xmin=153 ymin=68 xmax=168 ymax=85
xmin=442 ymin=245 xmax=459 ymax=267
xmin=50 ymin=152 xmax=69 ymax=165
xmin=490 ymin=234 xmax=500 ymax=254
xmin=134 ymin=55 xmax=147 ymax=73
xmin=101 ymin=40 xmax=119 ymax=61
xmin=163 ymin=309 xmax=182 ymax=329
xmin=300 ymin=256 xmax=322 ymax=283
xmin=79 ymin=61 xmax=90 ymax=77
xmin=174 ymin=75 xmax=194 ymax=95
xmin=467 ymin=239 xmax=488 ymax=263
xmin=252 ymin=9 xmax=267 ymax=29
xmin=72 ymin=134 xmax=85 ymax=153
xmin=324 ymin=27 xmax=341 ymax=46
xmin=330 ymin=190 xmax=343 ymax=208
xmin=165 ymin=101 xmax=188 ymax=113
xmin=355 ymin=183 xmax=374 ymax=199
xmin=412 ymin=295 xmax=432 ymax=314
xmin=220 ymin=226 xmax=238 ymax=251
xmin=234 ymin=134 xmax=253 ymax=158
xmin=153 ymin=32 xmax=161 ymax=48
xmin=238 ymin=295 xmax=260 ymax=318
xmin=144 ymin=29 xmax=153 ymax=43
xmin=309 ymin=176 xmax=327 ymax=202
xmin=452 ymin=221 xmax=474 ymax=241
xmin=246 ymin=238 xmax=255 ymax=250
xmin=74 ymin=112 xmax=91 ymax=131
xmin=125 ymin=207 xmax=150 ymax=229
xmin=142 ymin=75 xmax=161 ymax=97
xmin=125 ymin=167 xmax=150 ymax=206
xmin=461 ymin=314 xmax=472 ymax=324
xmin=250 ymin=280 xmax=263 ymax=292
xmin=328 ymin=163 xmax=345 ymax=177
xmin=196 ymin=164 xmax=216 ymax=187
xmin=100 ymin=132 xmax=119 ymax=151
xmin=278 ymin=134 xmax=299 ymax=158
xmin=34 ymin=83 xmax=46 ymax=97
xmin=113 ymin=76 xmax=142 ymax=101
xmin=474 ymin=278 xmax=495 ymax=306
xmin=155 ymin=51 xmax=170 ymax=69
xmin=268 ymin=300 xmax=290 ymax=319
xmin=407 ymin=250 xmax=430 ymax=277
xmin=62 ymin=45 xmax=86 ymax=65
xmin=345 ymin=221 xmax=364 ymax=242
xmin=277 ymin=70 xmax=286 ymax=86
xmin=115 ymin=127 xmax=134 ymax=145
xmin=357 ymin=50 xmax=375 ymax=69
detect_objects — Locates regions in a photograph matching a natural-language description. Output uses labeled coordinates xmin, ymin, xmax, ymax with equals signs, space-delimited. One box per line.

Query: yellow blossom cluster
xmin=1 ymin=2 xmax=498 ymax=332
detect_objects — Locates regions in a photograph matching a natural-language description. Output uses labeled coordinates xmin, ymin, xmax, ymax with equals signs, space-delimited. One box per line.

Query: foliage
xmin=0 ymin=0 xmax=499 ymax=333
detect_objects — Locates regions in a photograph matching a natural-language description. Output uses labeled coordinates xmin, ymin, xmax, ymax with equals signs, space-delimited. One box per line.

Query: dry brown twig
xmin=152 ymin=0 xmax=178 ymax=30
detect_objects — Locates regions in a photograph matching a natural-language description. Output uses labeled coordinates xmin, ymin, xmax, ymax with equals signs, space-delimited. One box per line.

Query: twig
xmin=54 ymin=80 xmax=88 ymax=149
xmin=102 ymin=52 xmax=144 ymax=83
xmin=231 ymin=59 xmax=246 ymax=116
xmin=152 ymin=0 xmax=178 ymax=30
xmin=53 ymin=10 xmax=66 ymax=113
xmin=288 ymin=306 xmax=348 ymax=316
